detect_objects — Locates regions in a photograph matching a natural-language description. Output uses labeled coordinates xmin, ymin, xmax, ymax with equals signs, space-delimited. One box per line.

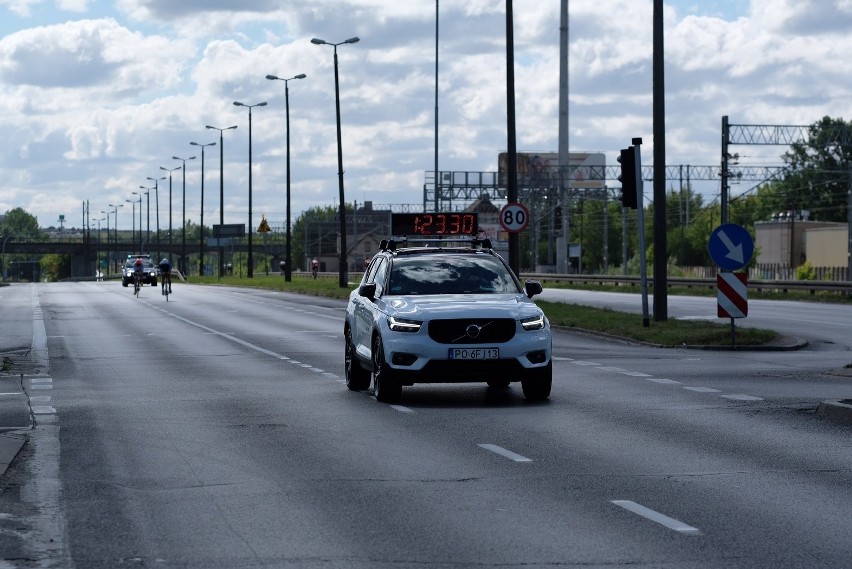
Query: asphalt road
xmin=539 ymin=287 xmax=852 ymax=350
xmin=1 ymin=281 xmax=851 ymax=568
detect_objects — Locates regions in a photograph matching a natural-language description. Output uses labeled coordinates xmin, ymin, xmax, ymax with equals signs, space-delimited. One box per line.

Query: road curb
xmin=816 ymin=400 xmax=852 ymax=422
xmin=553 ymin=326 xmax=809 ymax=352
xmin=0 ymin=432 xmax=27 ymax=479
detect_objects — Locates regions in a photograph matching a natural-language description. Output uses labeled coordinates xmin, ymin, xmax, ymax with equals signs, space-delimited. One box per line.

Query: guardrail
xmin=522 ymin=273 xmax=852 ymax=295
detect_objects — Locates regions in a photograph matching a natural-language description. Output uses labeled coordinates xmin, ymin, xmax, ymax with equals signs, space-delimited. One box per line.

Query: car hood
xmin=378 ymin=294 xmax=542 ymax=320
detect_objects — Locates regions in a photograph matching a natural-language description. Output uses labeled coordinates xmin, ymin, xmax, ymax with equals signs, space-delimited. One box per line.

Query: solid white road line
xmin=611 ymin=500 xmax=700 ymax=534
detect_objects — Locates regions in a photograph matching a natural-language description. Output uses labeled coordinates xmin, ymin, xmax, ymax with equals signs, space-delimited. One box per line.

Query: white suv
xmin=344 ymin=239 xmax=552 ymax=403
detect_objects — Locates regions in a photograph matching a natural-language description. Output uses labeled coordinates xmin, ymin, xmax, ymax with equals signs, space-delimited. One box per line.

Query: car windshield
xmin=387 ymin=254 xmax=520 ymax=295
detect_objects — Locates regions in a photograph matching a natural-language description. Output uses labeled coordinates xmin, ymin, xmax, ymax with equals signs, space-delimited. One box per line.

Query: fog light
xmin=392 ymin=353 xmax=418 ymax=366
xmin=526 ymin=351 xmax=547 ymax=364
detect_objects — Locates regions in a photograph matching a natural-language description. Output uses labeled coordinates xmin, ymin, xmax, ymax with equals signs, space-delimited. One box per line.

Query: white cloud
xmin=1 ymin=0 xmax=850 ymax=230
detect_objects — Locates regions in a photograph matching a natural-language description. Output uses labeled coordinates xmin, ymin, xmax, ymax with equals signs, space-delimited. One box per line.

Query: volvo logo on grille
xmin=465 ymin=324 xmax=481 ymax=339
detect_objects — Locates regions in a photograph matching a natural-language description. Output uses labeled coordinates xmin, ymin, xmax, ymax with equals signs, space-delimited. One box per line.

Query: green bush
xmin=796 ymin=261 xmax=816 ymax=281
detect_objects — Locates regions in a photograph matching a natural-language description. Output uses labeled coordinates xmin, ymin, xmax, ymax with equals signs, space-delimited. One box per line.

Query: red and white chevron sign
xmin=717 ymin=272 xmax=748 ymax=318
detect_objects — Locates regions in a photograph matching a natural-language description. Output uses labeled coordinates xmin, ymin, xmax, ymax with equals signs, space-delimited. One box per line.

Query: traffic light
xmin=554 ymin=206 xmax=562 ymax=231
xmin=617 ymin=146 xmax=638 ymax=209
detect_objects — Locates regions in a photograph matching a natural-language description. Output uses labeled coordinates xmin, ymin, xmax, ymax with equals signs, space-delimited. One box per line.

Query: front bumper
xmin=380 ymin=327 xmax=551 ymax=384
xmin=122 ymin=272 xmax=157 ymax=285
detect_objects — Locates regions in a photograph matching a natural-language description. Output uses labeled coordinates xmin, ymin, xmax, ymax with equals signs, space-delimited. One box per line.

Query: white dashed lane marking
xmin=478 ymin=444 xmax=533 ymax=463
xmin=554 ymin=354 xmax=765 ymax=403
xmin=612 ymin=500 xmax=700 ymax=535
xmin=721 ymin=394 xmax=764 ymax=401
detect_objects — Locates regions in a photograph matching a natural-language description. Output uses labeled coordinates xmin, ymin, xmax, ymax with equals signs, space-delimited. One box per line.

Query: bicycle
xmin=133 ymin=272 xmax=142 ymax=297
xmin=161 ymin=270 xmax=172 ymax=301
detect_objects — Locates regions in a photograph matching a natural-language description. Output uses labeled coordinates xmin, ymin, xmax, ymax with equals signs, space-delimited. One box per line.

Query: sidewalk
xmin=0 ymin=283 xmax=39 ymax=478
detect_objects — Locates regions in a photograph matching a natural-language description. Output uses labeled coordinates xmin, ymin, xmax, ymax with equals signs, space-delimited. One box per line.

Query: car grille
xmin=428 ymin=318 xmax=516 ymax=344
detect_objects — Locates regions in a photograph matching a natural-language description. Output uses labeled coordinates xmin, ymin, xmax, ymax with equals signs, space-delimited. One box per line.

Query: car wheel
xmin=372 ymin=336 xmax=401 ymax=403
xmin=487 ymin=379 xmax=511 ymax=389
xmin=122 ymin=282 xmax=128 ymax=287
xmin=344 ymin=328 xmax=371 ymax=391
xmin=521 ymin=362 xmax=552 ymax=401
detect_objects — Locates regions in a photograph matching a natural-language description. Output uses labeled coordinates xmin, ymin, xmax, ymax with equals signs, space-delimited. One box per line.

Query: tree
xmin=1 ymin=208 xmax=47 ymax=281
xmin=40 ymin=254 xmax=72 ymax=282
xmin=771 ymin=116 xmax=851 ymax=223
xmin=0 ymin=207 xmax=45 ymax=239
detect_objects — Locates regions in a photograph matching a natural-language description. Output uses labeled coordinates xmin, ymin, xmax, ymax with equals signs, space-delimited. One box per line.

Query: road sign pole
xmin=631 ymin=138 xmax=650 ymax=328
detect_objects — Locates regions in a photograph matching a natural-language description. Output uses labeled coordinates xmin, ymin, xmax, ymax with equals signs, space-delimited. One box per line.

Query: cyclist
xmin=158 ymin=258 xmax=173 ymax=295
xmin=133 ymin=257 xmax=145 ymax=292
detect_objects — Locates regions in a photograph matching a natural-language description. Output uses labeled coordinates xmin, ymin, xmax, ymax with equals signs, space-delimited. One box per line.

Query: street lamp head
xmin=190 ymin=141 xmax=216 ymax=147
xmin=172 ymin=155 xmax=196 ymax=161
xmin=206 ymin=125 xmax=238 ymax=131
xmin=268 ymin=73 xmax=306 ymax=82
xmin=234 ymin=101 xmax=267 ymax=109
xmin=311 ymin=38 xmax=326 ymax=45
xmin=147 ymin=176 xmax=166 ymax=182
xmin=344 ymin=37 xmax=360 ymax=44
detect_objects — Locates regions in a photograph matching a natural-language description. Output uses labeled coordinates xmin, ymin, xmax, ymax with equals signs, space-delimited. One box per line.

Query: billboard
xmin=497 ymin=152 xmax=606 ymax=189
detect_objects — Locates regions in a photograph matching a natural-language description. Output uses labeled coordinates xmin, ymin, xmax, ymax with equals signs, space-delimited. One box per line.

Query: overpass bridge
xmin=2 ymin=238 xmax=267 ymax=281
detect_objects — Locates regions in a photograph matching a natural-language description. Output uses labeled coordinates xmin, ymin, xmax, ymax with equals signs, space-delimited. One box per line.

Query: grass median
xmin=188 ymin=273 xmax=779 ymax=348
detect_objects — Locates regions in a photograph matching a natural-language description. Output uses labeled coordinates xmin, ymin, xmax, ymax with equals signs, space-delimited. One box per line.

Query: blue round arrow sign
xmin=708 ymin=223 xmax=754 ymax=271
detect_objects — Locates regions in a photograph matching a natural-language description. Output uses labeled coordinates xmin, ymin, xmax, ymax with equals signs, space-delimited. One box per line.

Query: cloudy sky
xmin=0 ymin=0 xmax=849 ymax=231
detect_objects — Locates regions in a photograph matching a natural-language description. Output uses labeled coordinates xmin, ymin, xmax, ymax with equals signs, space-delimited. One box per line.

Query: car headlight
xmin=388 ymin=316 xmax=422 ymax=333
xmin=521 ymin=314 xmax=546 ymax=331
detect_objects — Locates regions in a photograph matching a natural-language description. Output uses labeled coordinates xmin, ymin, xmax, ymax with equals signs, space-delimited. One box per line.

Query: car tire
xmin=487 ymin=379 xmax=511 ymax=389
xmin=122 ymin=282 xmax=128 ymax=287
xmin=372 ymin=336 xmax=401 ymax=403
xmin=344 ymin=328 xmax=371 ymax=391
xmin=521 ymin=362 xmax=552 ymax=401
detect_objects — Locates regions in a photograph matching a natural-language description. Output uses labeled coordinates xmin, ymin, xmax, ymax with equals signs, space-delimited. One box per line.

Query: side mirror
xmin=524 ymin=280 xmax=543 ymax=299
xmin=359 ymin=282 xmax=377 ymax=300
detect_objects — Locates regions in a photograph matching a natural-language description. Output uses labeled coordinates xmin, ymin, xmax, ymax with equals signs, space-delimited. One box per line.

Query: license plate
xmin=448 ymin=348 xmax=499 ymax=360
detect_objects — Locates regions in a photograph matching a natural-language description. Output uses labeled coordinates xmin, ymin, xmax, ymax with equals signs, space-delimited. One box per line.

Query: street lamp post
xmin=190 ymin=141 xmax=216 ymax=276
xmin=100 ymin=210 xmax=110 ymax=273
xmin=108 ymin=203 xmax=122 ymax=272
xmin=126 ymin=195 xmax=141 ymax=252
xmin=311 ymin=36 xmax=360 ymax=287
xmin=266 ymin=73 xmax=306 ymax=282
xmin=173 ymin=155 xmax=196 ymax=275
xmin=92 ymin=217 xmax=105 ymax=273
xmin=160 ymin=166 xmax=181 ymax=260
xmin=133 ymin=190 xmax=150 ymax=254
xmin=205 ymin=124 xmax=238 ymax=277
xmin=147 ymin=176 xmax=165 ymax=260
xmin=137 ymin=188 xmax=152 ymax=252
xmin=233 ymin=101 xmax=267 ymax=278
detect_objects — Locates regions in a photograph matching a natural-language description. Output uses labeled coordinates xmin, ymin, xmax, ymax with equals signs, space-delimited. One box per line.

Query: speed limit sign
xmin=499 ymin=202 xmax=530 ymax=233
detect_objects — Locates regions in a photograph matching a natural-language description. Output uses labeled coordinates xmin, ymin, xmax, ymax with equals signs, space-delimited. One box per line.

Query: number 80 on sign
xmin=499 ymin=202 xmax=530 ymax=233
